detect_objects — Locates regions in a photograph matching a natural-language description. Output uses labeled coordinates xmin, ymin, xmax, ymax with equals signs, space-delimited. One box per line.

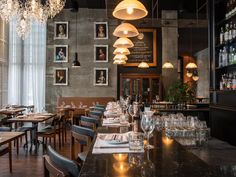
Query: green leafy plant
xmin=167 ymin=80 xmax=196 ymax=104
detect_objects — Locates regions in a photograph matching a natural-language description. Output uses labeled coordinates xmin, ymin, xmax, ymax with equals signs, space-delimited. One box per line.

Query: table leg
xmin=8 ymin=142 xmax=12 ymax=173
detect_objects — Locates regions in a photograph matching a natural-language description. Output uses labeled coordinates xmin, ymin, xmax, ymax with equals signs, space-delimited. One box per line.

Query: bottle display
xmin=216 ymin=0 xmax=236 ymax=91
xmin=219 ymin=72 xmax=236 ymax=90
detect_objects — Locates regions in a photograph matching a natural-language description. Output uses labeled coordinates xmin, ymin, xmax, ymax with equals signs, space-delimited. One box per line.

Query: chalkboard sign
xmin=125 ymin=29 xmax=157 ymax=67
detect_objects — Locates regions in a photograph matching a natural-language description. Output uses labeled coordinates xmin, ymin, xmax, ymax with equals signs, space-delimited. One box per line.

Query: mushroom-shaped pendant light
xmin=113 ymin=54 xmax=128 ymax=61
xmin=113 ymin=48 xmax=130 ymax=55
xmin=113 ymin=0 xmax=148 ymax=20
xmin=113 ymin=23 xmax=139 ymax=38
xmin=186 ymin=62 xmax=197 ymax=69
xmin=162 ymin=61 xmax=174 ymax=69
xmin=113 ymin=60 xmax=127 ymax=65
xmin=113 ymin=37 xmax=134 ymax=48
xmin=138 ymin=62 xmax=149 ymax=68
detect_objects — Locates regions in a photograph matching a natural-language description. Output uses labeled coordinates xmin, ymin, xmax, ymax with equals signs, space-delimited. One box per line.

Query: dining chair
xmin=93 ymin=106 xmax=105 ymax=113
xmin=38 ymin=116 xmax=62 ymax=150
xmin=44 ymin=145 xmax=80 ymax=177
xmin=88 ymin=110 xmax=103 ymax=119
xmin=0 ymin=127 xmax=12 ymax=172
xmin=80 ymin=116 xmax=99 ymax=131
xmin=95 ymin=104 xmax=106 ymax=109
xmin=70 ymin=125 xmax=95 ymax=163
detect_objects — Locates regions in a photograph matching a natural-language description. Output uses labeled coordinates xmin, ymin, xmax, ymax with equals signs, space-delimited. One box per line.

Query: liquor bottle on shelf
xmin=232 ymin=73 xmax=236 ymax=90
xmin=229 ymin=22 xmax=233 ymax=41
xmin=222 ymin=46 xmax=228 ymax=66
xmin=220 ymin=27 xmax=224 ymax=44
xmin=233 ymin=23 xmax=236 ymax=39
xmin=219 ymin=49 xmax=223 ymax=67
xmin=229 ymin=46 xmax=234 ymax=64
xmin=233 ymin=49 xmax=236 ymax=64
xmin=224 ymin=23 xmax=229 ymax=42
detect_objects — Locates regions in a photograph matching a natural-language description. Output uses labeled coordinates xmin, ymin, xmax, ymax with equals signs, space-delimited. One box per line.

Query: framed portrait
xmin=54 ymin=22 xmax=69 ymax=39
xmin=94 ymin=45 xmax=108 ymax=62
xmin=54 ymin=45 xmax=68 ymax=62
xmin=94 ymin=68 xmax=108 ymax=86
xmin=54 ymin=68 xmax=68 ymax=85
xmin=124 ymin=29 xmax=157 ymax=67
xmin=94 ymin=22 xmax=108 ymax=39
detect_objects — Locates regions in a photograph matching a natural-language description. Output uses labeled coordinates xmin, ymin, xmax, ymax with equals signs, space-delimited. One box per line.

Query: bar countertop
xmin=79 ymin=128 xmax=225 ymax=177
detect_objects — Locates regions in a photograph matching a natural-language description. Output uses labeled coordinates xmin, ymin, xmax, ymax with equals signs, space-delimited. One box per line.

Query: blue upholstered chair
xmin=45 ymin=145 xmax=80 ymax=177
xmin=95 ymin=104 xmax=106 ymax=109
xmin=88 ymin=110 xmax=103 ymax=119
xmin=71 ymin=125 xmax=95 ymax=162
xmin=93 ymin=107 xmax=105 ymax=113
xmin=80 ymin=116 xmax=99 ymax=130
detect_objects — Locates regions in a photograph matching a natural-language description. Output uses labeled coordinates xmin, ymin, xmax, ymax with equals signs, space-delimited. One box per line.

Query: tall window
xmin=8 ymin=19 xmax=46 ymax=112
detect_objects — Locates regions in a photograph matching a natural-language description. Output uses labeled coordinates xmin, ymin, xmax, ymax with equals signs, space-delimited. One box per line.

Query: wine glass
xmin=128 ymin=104 xmax=135 ymax=123
xmin=141 ymin=113 xmax=155 ymax=149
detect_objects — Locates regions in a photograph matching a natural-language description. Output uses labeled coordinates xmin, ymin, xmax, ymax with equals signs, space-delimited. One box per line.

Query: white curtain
xmin=8 ymin=19 xmax=46 ymax=112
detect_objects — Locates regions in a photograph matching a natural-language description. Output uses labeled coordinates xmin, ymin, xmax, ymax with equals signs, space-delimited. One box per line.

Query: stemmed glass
xmin=141 ymin=113 xmax=155 ymax=149
xmin=128 ymin=104 xmax=135 ymax=123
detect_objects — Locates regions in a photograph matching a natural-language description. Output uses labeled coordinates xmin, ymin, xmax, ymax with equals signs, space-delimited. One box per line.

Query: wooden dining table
xmin=7 ymin=113 xmax=56 ymax=151
xmin=0 ymin=132 xmax=24 ymax=172
xmin=0 ymin=108 xmax=25 ymax=117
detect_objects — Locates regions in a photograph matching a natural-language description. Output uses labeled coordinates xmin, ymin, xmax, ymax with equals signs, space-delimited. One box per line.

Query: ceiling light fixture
xmin=186 ymin=62 xmax=197 ymax=69
xmin=112 ymin=0 xmax=148 ymax=20
xmin=113 ymin=60 xmax=126 ymax=65
xmin=162 ymin=61 xmax=174 ymax=69
xmin=72 ymin=10 xmax=81 ymax=68
xmin=113 ymin=37 xmax=134 ymax=48
xmin=113 ymin=22 xmax=139 ymax=38
xmin=113 ymin=54 xmax=128 ymax=61
xmin=138 ymin=62 xmax=149 ymax=68
xmin=113 ymin=48 xmax=130 ymax=55
xmin=0 ymin=0 xmax=65 ymax=39
xmin=72 ymin=52 xmax=81 ymax=68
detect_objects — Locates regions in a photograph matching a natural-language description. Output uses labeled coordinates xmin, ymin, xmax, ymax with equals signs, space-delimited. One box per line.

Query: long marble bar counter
xmin=79 ymin=127 xmax=225 ymax=177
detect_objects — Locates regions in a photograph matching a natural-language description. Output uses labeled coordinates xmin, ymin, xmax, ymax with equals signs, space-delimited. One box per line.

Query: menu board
xmin=125 ymin=29 xmax=157 ymax=67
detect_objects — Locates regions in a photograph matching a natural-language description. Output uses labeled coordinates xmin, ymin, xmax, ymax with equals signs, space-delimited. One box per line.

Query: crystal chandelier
xmin=0 ymin=0 xmax=66 ymax=39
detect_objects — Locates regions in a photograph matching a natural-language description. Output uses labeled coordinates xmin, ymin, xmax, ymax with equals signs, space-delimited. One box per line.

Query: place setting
xmin=92 ymin=131 xmax=145 ymax=154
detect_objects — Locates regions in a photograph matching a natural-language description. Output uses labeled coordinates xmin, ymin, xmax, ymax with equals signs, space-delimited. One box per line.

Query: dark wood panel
xmin=210 ymin=107 xmax=236 ymax=146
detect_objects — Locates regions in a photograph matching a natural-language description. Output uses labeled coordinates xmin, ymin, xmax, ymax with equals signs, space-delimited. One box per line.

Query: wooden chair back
xmin=43 ymin=155 xmax=69 ymax=177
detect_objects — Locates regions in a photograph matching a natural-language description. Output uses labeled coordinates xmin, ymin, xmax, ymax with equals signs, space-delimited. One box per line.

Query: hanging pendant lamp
xmin=113 ymin=48 xmax=130 ymax=55
xmin=162 ymin=61 xmax=174 ymax=69
xmin=138 ymin=62 xmax=149 ymax=68
xmin=113 ymin=37 xmax=134 ymax=48
xmin=113 ymin=54 xmax=128 ymax=61
xmin=113 ymin=23 xmax=139 ymax=38
xmin=72 ymin=52 xmax=81 ymax=68
xmin=186 ymin=70 xmax=193 ymax=77
xmin=113 ymin=60 xmax=127 ymax=65
xmin=113 ymin=0 xmax=148 ymax=20
xmin=186 ymin=62 xmax=197 ymax=69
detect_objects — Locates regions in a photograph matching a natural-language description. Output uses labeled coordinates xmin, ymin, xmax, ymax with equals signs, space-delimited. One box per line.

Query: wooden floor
xmin=0 ymin=131 xmax=75 ymax=177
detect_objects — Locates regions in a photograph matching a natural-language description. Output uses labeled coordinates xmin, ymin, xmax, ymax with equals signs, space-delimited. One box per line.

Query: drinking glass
xmin=141 ymin=114 xmax=155 ymax=149
xmin=128 ymin=104 xmax=135 ymax=122
xmin=129 ymin=132 xmax=144 ymax=151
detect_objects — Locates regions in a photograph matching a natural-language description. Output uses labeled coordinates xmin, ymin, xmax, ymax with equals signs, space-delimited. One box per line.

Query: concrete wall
xmin=195 ymin=48 xmax=209 ymax=99
xmin=161 ymin=11 xmax=179 ymax=97
xmin=46 ymin=9 xmax=117 ymax=111
xmin=0 ymin=18 xmax=8 ymax=107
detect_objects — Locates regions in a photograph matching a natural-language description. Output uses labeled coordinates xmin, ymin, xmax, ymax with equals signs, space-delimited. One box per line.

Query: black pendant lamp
xmin=72 ymin=8 xmax=81 ymax=68
xmin=72 ymin=52 xmax=80 ymax=68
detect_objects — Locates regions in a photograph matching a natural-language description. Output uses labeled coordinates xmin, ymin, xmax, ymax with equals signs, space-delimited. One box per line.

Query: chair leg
xmin=16 ymin=139 xmax=19 ymax=155
xmin=58 ymin=132 xmax=61 ymax=148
